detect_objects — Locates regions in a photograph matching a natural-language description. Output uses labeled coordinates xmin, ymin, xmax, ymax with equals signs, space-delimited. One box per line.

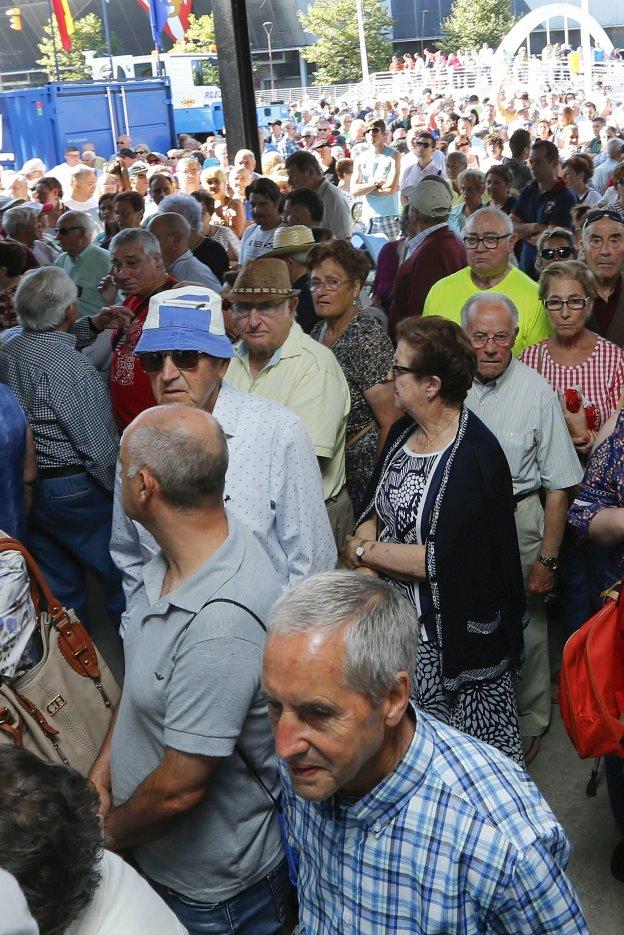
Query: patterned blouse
xmin=520 ymin=337 xmax=624 ymax=428
xmin=311 ymin=312 xmax=394 ymax=514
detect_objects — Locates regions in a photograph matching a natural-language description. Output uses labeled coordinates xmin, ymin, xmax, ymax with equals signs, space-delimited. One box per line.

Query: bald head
xmin=122 ymin=405 xmax=228 ymax=511
xmin=147 ymin=212 xmax=191 ymax=264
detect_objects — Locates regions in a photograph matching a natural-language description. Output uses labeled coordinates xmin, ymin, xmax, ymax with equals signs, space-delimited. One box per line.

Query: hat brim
xmin=134 ymin=327 xmax=235 ymax=358
xmin=263 ymin=243 xmax=314 ymax=258
xmin=225 ymin=288 xmax=300 ymax=303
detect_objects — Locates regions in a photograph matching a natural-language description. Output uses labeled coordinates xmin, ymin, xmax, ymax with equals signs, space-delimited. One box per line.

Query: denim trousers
xmin=149 ymin=859 xmax=296 ymax=935
xmin=26 ymin=473 xmax=124 ymax=632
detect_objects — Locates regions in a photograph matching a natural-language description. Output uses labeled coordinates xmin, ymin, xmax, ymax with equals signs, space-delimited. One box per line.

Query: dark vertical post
xmin=212 ymin=0 xmax=261 ymax=165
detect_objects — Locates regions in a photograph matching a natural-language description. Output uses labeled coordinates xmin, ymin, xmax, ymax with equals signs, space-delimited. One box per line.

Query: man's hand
xmin=88 ymin=762 xmax=112 ymax=819
xmin=92 ymin=305 xmax=134 ymax=332
xmin=527 ymin=561 xmax=555 ymax=595
xmin=98 ymin=273 xmax=118 ymax=305
xmin=571 ymin=431 xmax=597 ymax=456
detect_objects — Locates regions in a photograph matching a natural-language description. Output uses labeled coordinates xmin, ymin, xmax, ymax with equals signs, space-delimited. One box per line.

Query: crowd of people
xmin=2 ymin=74 xmax=624 ymax=933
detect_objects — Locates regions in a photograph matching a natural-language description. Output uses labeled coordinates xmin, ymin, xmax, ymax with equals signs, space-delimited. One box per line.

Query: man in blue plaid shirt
xmin=263 ymin=571 xmax=589 ymax=934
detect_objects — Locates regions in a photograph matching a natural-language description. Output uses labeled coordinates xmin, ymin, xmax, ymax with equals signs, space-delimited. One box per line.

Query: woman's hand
xmin=342 ymin=535 xmax=361 ymax=569
xmin=571 ymin=430 xmax=597 ymax=456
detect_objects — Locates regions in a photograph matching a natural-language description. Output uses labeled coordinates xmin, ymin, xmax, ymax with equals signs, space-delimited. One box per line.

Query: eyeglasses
xmin=416 ymin=140 xmax=432 ymax=148
xmin=543 ymin=297 xmax=589 ymax=311
xmin=463 ymin=233 xmax=511 ymax=250
xmin=137 ymin=350 xmax=207 ymax=374
xmin=540 ymin=245 xmax=575 ymax=260
xmin=616 ymin=179 xmax=624 ymax=187
xmin=390 ymin=362 xmax=421 ymax=379
xmin=469 ymin=332 xmax=515 ymax=348
xmin=309 ymin=276 xmax=353 ymax=292
xmin=136 ymin=149 xmax=149 ymax=156
xmin=231 ymin=299 xmax=287 ymax=319
xmin=57 ymin=226 xmax=83 ymax=235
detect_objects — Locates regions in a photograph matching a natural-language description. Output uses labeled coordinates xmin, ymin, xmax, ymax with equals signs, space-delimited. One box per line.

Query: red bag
xmin=560 ymin=582 xmax=624 ymax=758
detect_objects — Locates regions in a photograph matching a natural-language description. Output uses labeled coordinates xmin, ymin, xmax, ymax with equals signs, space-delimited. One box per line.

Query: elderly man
xmin=591 ymin=138 xmax=624 ymax=194
xmin=3 ymin=204 xmax=58 ymax=267
xmin=225 ymin=258 xmax=352 ymax=548
xmin=263 ymin=571 xmax=589 ymax=934
xmin=583 ymin=209 xmax=624 ymax=346
xmin=64 ymin=165 xmax=99 ymax=219
xmin=285 ymin=151 xmax=352 ymax=239
xmin=110 ymin=285 xmax=335 ymax=635
xmin=158 ymin=193 xmax=228 ymax=283
xmin=91 ymin=406 xmax=296 ymax=933
xmin=72 ymin=228 xmax=176 ymax=429
xmin=147 ymin=212 xmax=222 ymax=292
xmin=0 ymin=267 xmax=123 ymax=630
xmin=54 ymin=210 xmax=111 ymax=318
xmin=463 ymin=293 xmax=583 ymax=763
xmin=264 ymin=224 xmax=319 ymax=334
xmin=423 ymin=206 xmax=551 ymax=354
xmin=389 ymin=178 xmax=466 ymax=335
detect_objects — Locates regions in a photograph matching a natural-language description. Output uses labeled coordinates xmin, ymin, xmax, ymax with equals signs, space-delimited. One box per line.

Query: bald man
xmin=90 ymin=404 xmax=293 ymax=929
xmin=147 ymin=212 xmax=222 ymax=291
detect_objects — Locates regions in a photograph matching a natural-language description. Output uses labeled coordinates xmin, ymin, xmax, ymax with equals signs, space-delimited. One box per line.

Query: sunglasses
xmin=57 ymin=225 xmax=83 ymax=235
xmin=541 ymin=246 xmax=574 ymax=260
xmin=137 ymin=350 xmax=208 ymax=374
xmin=584 ymin=209 xmax=624 ymax=227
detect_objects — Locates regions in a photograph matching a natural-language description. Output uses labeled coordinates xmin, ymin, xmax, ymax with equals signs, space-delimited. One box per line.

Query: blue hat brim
xmin=135 ymin=327 xmax=234 ymax=358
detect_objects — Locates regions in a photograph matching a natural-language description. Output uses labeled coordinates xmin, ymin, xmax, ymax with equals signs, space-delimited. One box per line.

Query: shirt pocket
xmin=504 ymin=430 xmax=534 ymax=479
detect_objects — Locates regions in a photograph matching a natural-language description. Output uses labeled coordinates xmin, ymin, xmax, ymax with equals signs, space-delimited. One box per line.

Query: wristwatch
xmin=355 ymin=542 xmax=367 ymax=565
xmin=538 ymin=553 xmax=558 ymax=572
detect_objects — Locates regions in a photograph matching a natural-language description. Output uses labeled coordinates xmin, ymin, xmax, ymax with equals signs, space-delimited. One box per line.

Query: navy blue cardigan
xmin=356 ymin=406 xmax=526 ymax=690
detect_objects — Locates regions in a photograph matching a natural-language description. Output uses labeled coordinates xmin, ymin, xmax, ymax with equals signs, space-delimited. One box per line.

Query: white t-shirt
xmin=67 ymin=850 xmax=187 ymax=935
xmin=238 ymin=224 xmax=277 ymax=264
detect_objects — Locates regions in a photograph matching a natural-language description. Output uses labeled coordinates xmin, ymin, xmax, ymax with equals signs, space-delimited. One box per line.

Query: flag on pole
xmin=135 ymin=0 xmax=192 ymax=45
xmin=50 ymin=0 xmax=75 ymax=52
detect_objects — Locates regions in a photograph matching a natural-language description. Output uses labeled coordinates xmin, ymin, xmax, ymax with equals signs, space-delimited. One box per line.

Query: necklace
xmin=323 ymin=311 xmax=357 ymax=348
xmin=415 ymin=412 xmax=459 ymax=454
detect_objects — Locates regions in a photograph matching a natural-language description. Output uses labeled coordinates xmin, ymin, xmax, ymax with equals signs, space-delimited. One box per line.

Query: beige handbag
xmin=0 ymin=537 xmax=120 ymax=776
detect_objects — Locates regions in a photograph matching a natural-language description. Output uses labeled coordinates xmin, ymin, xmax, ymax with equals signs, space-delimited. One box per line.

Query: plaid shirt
xmin=282 ymin=708 xmax=589 ymax=934
xmin=0 ymin=330 xmax=118 ymax=492
xmin=279 ymin=136 xmax=301 ymax=160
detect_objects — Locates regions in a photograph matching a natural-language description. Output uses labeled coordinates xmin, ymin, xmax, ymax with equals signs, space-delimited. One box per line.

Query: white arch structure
xmin=493 ymin=3 xmax=613 ymax=70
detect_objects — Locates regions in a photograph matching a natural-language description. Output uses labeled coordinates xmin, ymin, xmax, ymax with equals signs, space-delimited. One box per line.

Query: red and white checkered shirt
xmin=520 ymin=337 xmax=624 ymax=428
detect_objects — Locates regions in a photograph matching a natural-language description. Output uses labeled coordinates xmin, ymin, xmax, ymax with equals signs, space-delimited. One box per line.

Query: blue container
xmin=0 ymin=79 xmax=176 ymax=170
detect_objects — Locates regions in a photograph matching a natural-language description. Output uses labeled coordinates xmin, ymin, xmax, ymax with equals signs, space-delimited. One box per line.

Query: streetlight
xmin=421 ymin=9 xmax=429 ymax=55
xmin=263 ymin=21 xmax=275 ymax=97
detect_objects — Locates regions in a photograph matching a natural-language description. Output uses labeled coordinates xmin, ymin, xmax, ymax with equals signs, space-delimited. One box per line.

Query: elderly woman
xmin=485 ymin=164 xmax=515 ymax=215
xmin=448 ymin=169 xmax=485 ymax=234
xmin=239 ymin=178 xmax=283 ymax=264
xmin=344 ymin=316 xmax=525 ymax=763
xmin=594 ymin=161 xmax=624 ymax=211
xmin=563 ymin=155 xmax=601 ymax=207
xmin=308 ymin=241 xmax=398 ymax=513
xmin=175 ymin=155 xmax=201 ymax=195
xmin=534 ymin=227 xmax=578 ymax=274
xmin=201 ymin=166 xmax=246 ymax=238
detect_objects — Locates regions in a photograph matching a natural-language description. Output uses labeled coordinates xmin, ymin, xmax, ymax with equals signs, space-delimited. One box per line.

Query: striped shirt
xmin=520 ymin=337 xmax=624 ymax=428
xmin=282 ymin=707 xmax=589 ymax=934
xmin=465 ymin=358 xmax=583 ymax=495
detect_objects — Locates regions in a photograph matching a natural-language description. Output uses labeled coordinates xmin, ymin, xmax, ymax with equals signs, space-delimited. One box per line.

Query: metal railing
xmin=0 ymin=68 xmax=48 ymax=91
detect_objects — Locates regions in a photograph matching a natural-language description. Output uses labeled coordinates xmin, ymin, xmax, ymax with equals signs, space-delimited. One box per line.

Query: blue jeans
xmin=149 ymin=859 xmax=296 ymax=934
xmin=557 ymin=530 xmax=620 ymax=640
xmin=26 ymin=473 xmax=124 ymax=632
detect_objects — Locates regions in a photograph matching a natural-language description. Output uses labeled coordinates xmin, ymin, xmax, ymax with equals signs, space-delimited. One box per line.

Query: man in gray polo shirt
xmin=89 ymin=404 xmax=293 ymax=933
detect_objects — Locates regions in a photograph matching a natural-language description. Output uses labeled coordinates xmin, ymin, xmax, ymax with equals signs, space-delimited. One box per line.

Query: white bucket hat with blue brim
xmin=135 ymin=286 xmax=235 ymax=358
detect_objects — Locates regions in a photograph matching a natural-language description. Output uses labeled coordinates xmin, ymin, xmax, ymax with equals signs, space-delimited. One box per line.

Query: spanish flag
xmin=51 ymin=0 xmax=75 ymax=52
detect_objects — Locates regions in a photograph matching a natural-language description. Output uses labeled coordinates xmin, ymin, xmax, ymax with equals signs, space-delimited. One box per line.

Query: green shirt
xmin=54 ymin=243 xmax=112 ymax=319
xmin=423 ymin=265 xmax=552 ymax=355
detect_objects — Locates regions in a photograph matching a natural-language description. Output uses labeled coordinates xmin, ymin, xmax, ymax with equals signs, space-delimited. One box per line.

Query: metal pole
xmin=355 ymin=0 xmax=369 ymax=88
xmin=263 ymin=22 xmax=275 ymax=96
xmin=421 ymin=10 xmax=428 ymax=55
xmin=580 ymin=0 xmax=592 ymax=96
xmin=47 ymin=0 xmax=61 ymax=83
xmin=101 ymin=0 xmax=114 ymax=81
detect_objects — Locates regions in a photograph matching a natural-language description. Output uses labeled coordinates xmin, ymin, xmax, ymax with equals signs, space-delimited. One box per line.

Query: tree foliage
xmin=171 ymin=13 xmax=220 ymax=84
xmin=441 ymin=0 xmax=516 ymax=53
xmin=37 ymin=13 xmax=121 ymax=82
xmin=299 ymin=0 xmax=394 ymax=85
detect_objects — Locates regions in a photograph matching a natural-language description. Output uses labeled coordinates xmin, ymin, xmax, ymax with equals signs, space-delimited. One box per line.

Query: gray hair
xmin=606 ymin=137 xmax=624 ymax=159
xmin=3 ymin=205 xmax=41 ymax=239
xmin=70 ymin=165 xmax=96 ymax=181
xmin=465 ymin=205 xmax=514 ymax=236
xmin=124 ymin=409 xmax=229 ymax=509
xmin=58 ymin=210 xmax=96 ymax=238
xmin=458 ymin=167 xmax=486 ymax=191
xmin=158 ymin=194 xmax=202 ymax=232
xmin=14 ymin=267 xmax=78 ymax=331
xmin=461 ymin=292 xmax=519 ymax=329
xmin=267 ymin=571 xmax=419 ymax=706
xmin=109 ymin=227 xmax=161 ymax=259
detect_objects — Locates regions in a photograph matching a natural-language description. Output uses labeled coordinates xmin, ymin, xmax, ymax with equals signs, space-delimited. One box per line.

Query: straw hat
xmin=227 ymin=258 xmax=300 ymax=302
xmin=264 ymin=225 xmax=315 ymax=259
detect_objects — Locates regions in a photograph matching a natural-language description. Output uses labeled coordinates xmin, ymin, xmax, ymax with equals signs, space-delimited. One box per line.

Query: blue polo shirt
xmin=513 ymin=180 xmax=577 ymax=280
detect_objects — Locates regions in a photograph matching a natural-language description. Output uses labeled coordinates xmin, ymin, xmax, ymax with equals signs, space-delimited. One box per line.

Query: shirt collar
xmin=171 ymin=249 xmax=193 ymax=268
xmin=25 ymin=329 xmax=76 ymax=347
xmin=314 ymin=705 xmax=431 ymax=831
xmin=212 ymin=379 xmax=241 ymax=438
xmin=235 ymin=321 xmax=303 ymax=368
xmin=140 ymin=510 xmax=245 ymax=614
xmin=407 ymin=222 xmax=448 ymax=252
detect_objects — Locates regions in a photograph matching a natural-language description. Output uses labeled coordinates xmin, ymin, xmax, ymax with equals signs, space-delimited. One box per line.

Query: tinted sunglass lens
xmin=139 ymin=353 xmax=164 ymax=373
xmin=172 ymin=350 xmax=200 ymax=370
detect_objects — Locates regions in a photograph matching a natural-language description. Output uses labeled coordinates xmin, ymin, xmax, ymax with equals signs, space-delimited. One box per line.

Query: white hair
xmin=58 ymin=210 xmax=96 ymax=238
xmin=109 ymin=227 xmax=161 ymax=258
xmin=606 ymin=138 xmax=624 ymax=158
xmin=14 ymin=267 xmax=78 ymax=331
xmin=158 ymin=194 xmax=202 ymax=232
xmin=465 ymin=205 xmax=514 ymax=236
xmin=267 ymin=571 xmax=419 ymax=706
xmin=460 ymin=292 xmax=519 ymax=329
xmin=70 ymin=165 xmax=96 ymax=181
xmin=3 ymin=205 xmax=41 ymax=239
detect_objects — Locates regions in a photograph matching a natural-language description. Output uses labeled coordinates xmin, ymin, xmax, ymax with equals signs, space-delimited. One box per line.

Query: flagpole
xmin=47 ymin=0 xmax=61 ymax=82
xmin=101 ymin=0 xmax=114 ymax=81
